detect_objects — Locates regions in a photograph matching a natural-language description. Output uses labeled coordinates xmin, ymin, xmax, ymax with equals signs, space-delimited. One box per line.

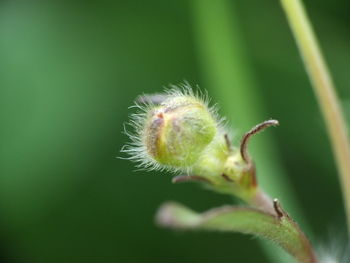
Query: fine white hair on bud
xmin=122 ymin=83 xmax=223 ymax=173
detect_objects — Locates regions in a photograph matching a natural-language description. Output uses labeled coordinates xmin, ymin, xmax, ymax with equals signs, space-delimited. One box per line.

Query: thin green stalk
xmin=190 ymin=0 xmax=311 ymax=262
xmin=280 ymin=0 xmax=350 ymax=233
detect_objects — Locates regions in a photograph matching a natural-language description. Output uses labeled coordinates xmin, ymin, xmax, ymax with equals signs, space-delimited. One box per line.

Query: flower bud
xmin=143 ymin=94 xmax=217 ymax=167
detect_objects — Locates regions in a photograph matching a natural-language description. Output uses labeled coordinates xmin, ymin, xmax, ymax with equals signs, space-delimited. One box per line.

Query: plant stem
xmin=190 ymin=0 xmax=309 ymax=262
xmin=280 ymin=0 xmax=350 ymax=233
xmin=248 ymin=189 xmax=318 ymax=262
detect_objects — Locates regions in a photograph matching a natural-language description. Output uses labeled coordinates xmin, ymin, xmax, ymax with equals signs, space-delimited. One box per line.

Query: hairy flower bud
xmin=145 ymin=96 xmax=217 ymax=167
xmin=124 ymin=87 xmax=220 ymax=171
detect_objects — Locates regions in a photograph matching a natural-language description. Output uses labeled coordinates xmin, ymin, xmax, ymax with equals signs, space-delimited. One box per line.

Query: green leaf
xmin=156 ymin=202 xmax=317 ymax=263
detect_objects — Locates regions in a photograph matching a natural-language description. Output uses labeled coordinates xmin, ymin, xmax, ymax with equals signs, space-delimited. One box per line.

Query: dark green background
xmin=0 ymin=0 xmax=349 ymax=262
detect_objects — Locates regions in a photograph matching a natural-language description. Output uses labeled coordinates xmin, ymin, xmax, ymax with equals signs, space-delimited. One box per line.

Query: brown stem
xmin=240 ymin=120 xmax=279 ymax=164
xmin=224 ymin=133 xmax=233 ymax=152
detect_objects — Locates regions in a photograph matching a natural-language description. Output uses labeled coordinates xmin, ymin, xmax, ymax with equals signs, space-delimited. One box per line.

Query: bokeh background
xmin=0 ymin=0 xmax=349 ymax=262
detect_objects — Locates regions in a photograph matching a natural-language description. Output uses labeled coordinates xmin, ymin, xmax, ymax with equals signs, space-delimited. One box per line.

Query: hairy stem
xmin=280 ymin=0 xmax=350 ymax=232
xmin=248 ymin=191 xmax=318 ymax=262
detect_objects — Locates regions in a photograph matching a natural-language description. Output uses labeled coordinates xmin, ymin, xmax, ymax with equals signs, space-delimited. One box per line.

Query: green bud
xmin=143 ymin=93 xmax=217 ymax=167
xmin=123 ymin=87 xmax=221 ymax=171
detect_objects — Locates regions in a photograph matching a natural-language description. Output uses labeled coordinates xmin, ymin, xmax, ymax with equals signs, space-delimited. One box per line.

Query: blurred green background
xmin=0 ymin=0 xmax=349 ymax=262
